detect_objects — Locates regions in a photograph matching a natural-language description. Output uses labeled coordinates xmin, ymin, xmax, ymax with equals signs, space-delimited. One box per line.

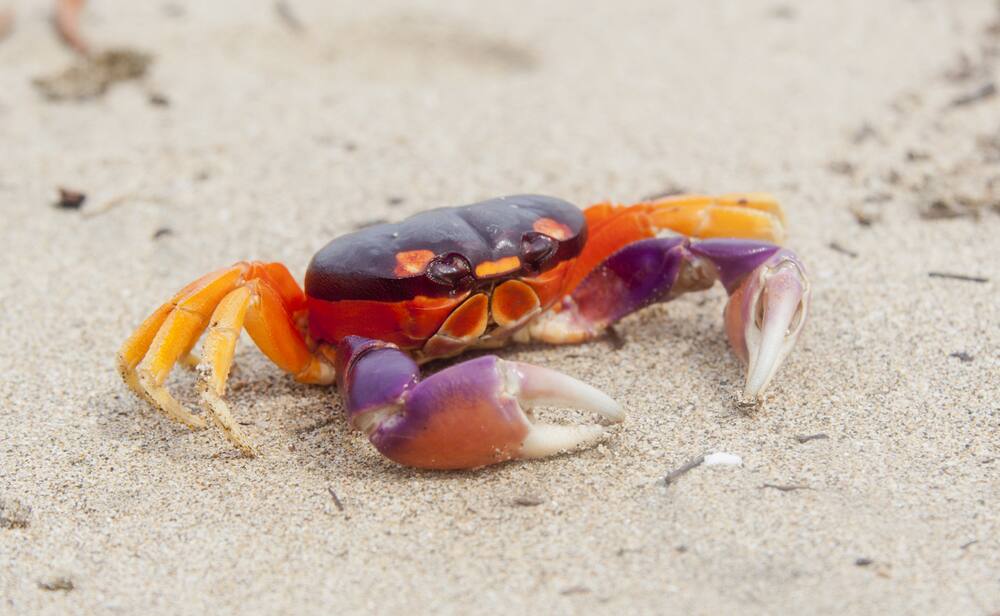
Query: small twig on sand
xmin=760 ymin=483 xmax=811 ymax=492
xmin=327 ymin=487 xmax=345 ymax=512
xmin=949 ymin=82 xmax=996 ymax=107
xmin=0 ymin=9 xmax=14 ymax=44
xmin=274 ymin=1 xmax=306 ymax=34
xmin=55 ymin=0 xmax=88 ymax=56
xmin=949 ymin=351 xmax=974 ymax=363
xmin=794 ymin=433 xmax=829 ymax=444
xmin=512 ymin=495 xmax=545 ymax=507
xmin=928 ymin=271 xmax=990 ymax=284
xmin=641 ymin=185 xmax=687 ymax=201
xmin=828 ymin=242 xmax=858 ymax=258
xmin=959 ymin=539 xmax=978 ymax=550
xmin=664 ymin=455 xmax=705 ymax=486
xmin=79 ymin=192 xmax=151 ymax=218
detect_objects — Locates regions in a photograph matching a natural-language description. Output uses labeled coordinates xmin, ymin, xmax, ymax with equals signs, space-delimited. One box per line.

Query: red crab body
xmin=118 ymin=193 xmax=810 ymax=469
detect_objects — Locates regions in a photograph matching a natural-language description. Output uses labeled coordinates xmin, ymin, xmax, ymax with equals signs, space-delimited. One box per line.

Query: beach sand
xmin=1 ymin=1 xmax=998 ymax=613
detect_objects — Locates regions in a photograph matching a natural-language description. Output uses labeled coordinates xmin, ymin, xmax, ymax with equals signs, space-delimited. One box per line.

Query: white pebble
xmin=703 ymin=452 xmax=743 ymax=467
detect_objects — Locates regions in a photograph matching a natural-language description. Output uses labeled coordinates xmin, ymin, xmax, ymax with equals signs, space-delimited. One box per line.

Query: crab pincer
xmin=337 ymin=336 xmax=623 ymax=469
xmin=689 ymin=241 xmax=810 ymax=401
xmin=528 ymin=236 xmax=810 ymax=403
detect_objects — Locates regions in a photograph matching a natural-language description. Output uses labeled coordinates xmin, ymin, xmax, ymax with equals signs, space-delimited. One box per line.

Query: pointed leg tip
xmin=736 ymin=389 xmax=766 ymax=409
xmin=200 ymin=388 xmax=259 ymax=457
xmin=237 ymin=443 xmax=259 ymax=458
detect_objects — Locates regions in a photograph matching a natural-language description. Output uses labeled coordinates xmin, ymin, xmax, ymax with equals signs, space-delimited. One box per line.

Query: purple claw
xmin=536 ymin=238 xmax=811 ymax=402
xmin=722 ymin=250 xmax=810 ymax=401
xmin=337 ymin=336 xmax=623 ymax=469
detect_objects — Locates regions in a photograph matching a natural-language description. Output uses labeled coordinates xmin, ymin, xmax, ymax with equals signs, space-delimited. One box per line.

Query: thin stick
xmin=828 ymin=242 xmax=858 ymax=258
xmin=328 ymin=487 xmax=344 ymax=512
xmin=794 ymin=433 xmax=829 ymax=444
xmin=664 ymin=455 xmax=704 ymax=486
xmin=274 ymin=1 xmax=305 ymax=34
xmin=760 ymin=483 xmax=811 ymax=492
xmin=928 ymin=272 xmax=990 ymax=284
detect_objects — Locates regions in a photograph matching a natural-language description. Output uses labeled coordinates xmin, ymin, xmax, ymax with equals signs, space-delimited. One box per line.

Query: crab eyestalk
xmin=723 ymin=251 xmax=809 ymax=401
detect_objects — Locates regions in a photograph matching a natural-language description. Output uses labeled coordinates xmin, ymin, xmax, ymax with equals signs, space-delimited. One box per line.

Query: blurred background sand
xmin=1 ymin=1 xmax=998 ymax=613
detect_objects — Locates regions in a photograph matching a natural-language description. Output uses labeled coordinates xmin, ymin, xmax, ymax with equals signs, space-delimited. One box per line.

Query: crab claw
xmin=339 ymin=337 xmax=623 ymax=469
xmin=724 ymin=251 xmax=810 ymax=401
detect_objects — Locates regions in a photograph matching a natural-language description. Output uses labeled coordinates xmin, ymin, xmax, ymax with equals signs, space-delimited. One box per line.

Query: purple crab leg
xmin=526 ymin=238 xmax=810 ymax=401
xmin=335 ymin=336 xmax=623 ymax=470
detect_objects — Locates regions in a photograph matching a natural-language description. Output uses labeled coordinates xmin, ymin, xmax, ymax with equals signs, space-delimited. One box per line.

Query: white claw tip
xmin=500 ymin=361 xmax=624 ymax=461
xmin=742 ymin=261 xmax=809 ymax=400
xmin=506 ymin=361 xmax=625 ymax=423
xmin=519 ymin=424 xmax=607 ymax=459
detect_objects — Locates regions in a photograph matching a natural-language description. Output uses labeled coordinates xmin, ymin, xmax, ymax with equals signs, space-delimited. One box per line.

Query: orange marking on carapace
xmin=394 ymin=250 xmax=436 ymax=277
xmin=437 ymin=294 xmax=489 ymax=339
xmin=474 ymin=256 xmax=521 ymax=278
xmin=532 ymin=217 xmax=573 ymax=240
xmin=491 ymin=280 xmax=541 ymax=326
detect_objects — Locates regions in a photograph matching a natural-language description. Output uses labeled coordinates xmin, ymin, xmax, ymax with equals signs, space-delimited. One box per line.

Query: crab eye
xmin=521 ymin=232 xmax=556 ymax=266
xmin=426 ymin=253 xmax=473 ymax=287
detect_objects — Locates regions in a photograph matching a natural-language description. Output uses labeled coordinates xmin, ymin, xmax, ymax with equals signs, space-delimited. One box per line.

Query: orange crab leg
xmin=118 ymin=262 xmax=334 ymax=454
xmin=126 ymin=267 xmax=245 ymax=429
xmin=647 ymin=193 xmax=785 ymax=241
xmin=118 ymin=269 xmax=229 ymax=391
xmin=243 ymin=279 xmax=332 ymax=384
xmin=564 ymin=193 xmax=786 ymax=294
xmin=199 ymin=286 xmax=254 ymax=454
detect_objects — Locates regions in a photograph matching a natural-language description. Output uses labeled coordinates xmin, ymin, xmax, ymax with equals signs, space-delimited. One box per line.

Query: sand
xmin=1 ymin=0 xmax=998 ymax=614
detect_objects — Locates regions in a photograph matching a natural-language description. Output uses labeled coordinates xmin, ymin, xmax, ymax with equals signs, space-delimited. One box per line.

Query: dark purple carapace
xmin=304 ymin=195 xmax=587 ymax=302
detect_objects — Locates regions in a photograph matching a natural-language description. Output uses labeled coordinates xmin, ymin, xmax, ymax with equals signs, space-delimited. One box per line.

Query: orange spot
xmin=394 ymin=250 xmax=435 ymax=277
xmin=474 ymin=256 xmax=521 ymax=278
xmin=437 ymin=294 xmax=489 ymax=339
xmin=532 ymin=217 xmax=573 ymax=240
xmin=491 ymin=281 xmax=541 ymax=326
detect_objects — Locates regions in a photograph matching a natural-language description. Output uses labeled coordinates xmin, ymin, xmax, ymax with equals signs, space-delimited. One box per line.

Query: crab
xmin=117 ymin=193 xmax=810 ymax=469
